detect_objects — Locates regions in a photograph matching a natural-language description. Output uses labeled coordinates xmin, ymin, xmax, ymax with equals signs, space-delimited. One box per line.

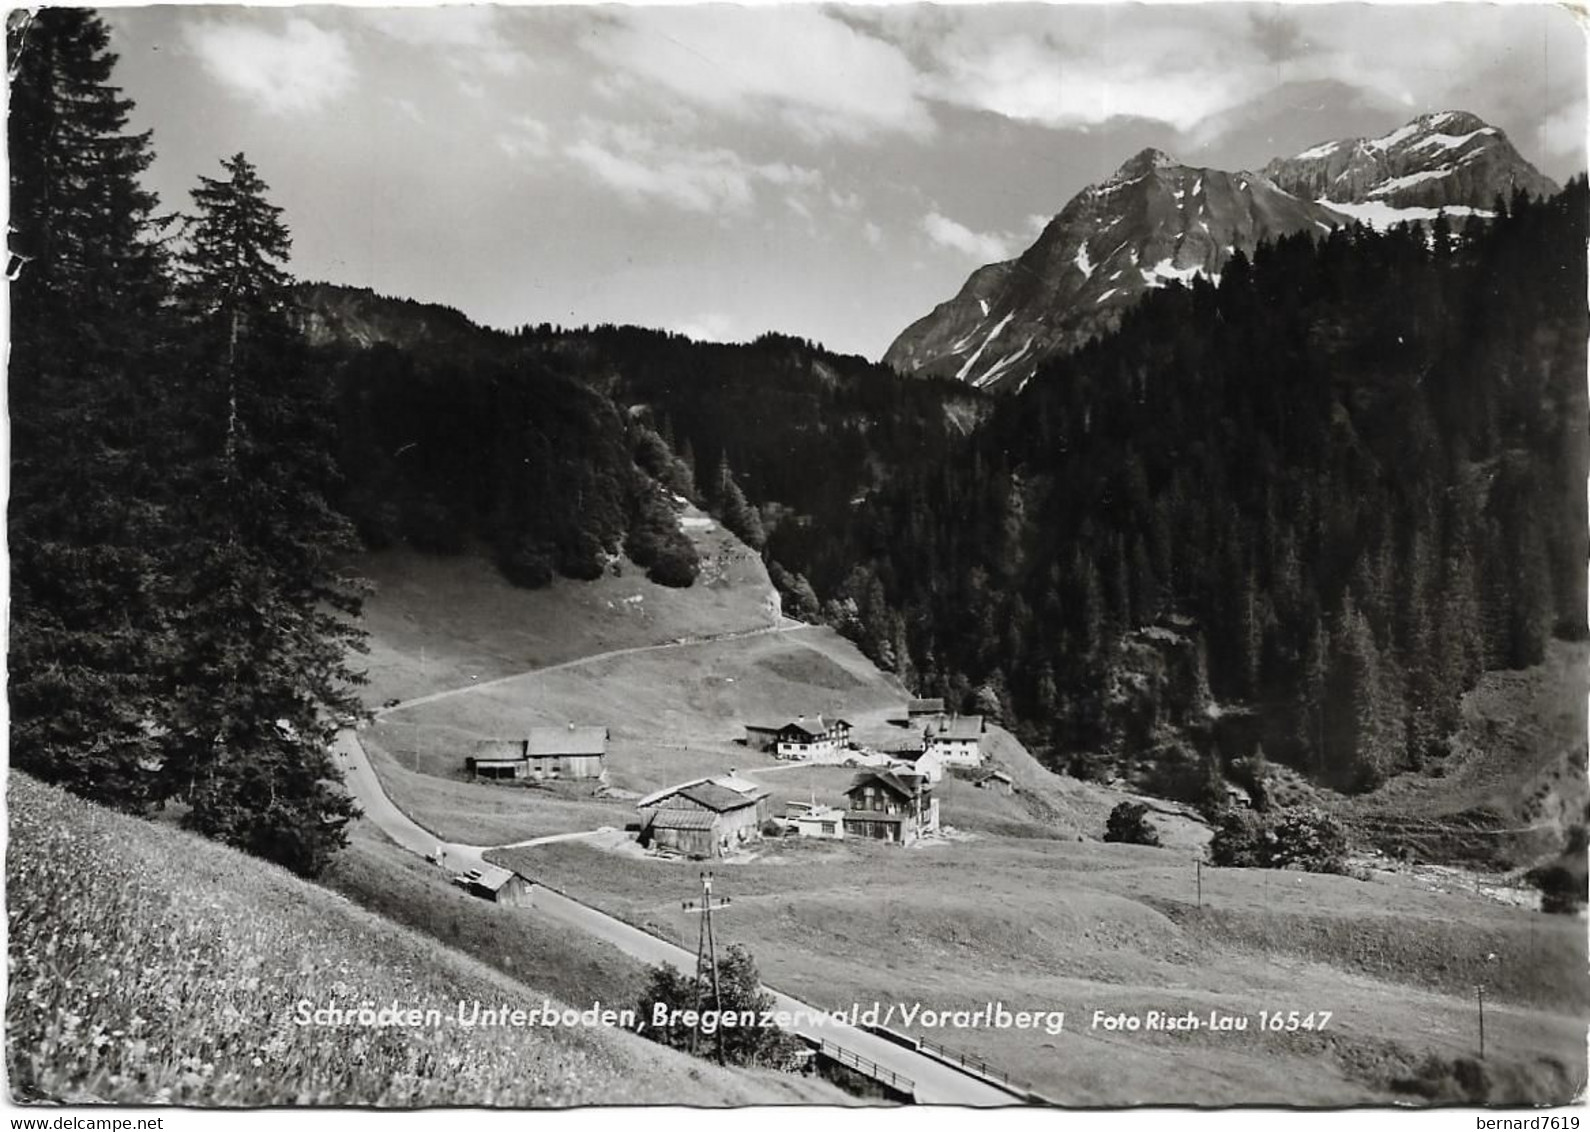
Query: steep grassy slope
xmin=4 ymin=774 xmax=842 ymax=1106
xmin=357 ymin=509 xmax=779 ymax=706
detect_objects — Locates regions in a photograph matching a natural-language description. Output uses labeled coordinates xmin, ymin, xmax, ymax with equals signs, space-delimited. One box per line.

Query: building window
xmin=821 ymin=822 xmax=835 ymax=835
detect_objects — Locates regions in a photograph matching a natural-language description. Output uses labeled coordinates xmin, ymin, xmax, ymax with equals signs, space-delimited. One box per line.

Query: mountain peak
xmin=1266 ymin=109 xmax=1556 ymax=216
xmin=1113 ymin=147 xmax=1180 ymax=179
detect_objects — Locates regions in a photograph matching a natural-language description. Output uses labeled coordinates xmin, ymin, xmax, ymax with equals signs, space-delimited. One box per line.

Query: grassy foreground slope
xmin=4 ymin=774 xmax=840 ymax=1106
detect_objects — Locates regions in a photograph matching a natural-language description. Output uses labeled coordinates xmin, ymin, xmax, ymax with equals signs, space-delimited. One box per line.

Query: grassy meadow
xmin=347 ymin=546 xmax=1587 ymax=1106
xmin=5 ymin=773 xmax=849 ymax=1106
xmin=356 ymin=512 xmax=779 ymax=705
xmin=493 ymin=831 xmax=1587 ymax=1104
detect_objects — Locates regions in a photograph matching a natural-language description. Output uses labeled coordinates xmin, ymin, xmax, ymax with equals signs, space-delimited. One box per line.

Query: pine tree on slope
xmin=7 ymin=8 xmax=178 ymax=808
xmin=166 ymin=154 xmax=365 ymax=876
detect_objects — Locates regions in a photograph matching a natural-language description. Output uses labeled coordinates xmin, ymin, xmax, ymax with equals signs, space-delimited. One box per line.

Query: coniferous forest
xmin=805 ymin=197 xmax=1589 ymax=793
xmin=9 ymin=6 xmax=1586 ymax=881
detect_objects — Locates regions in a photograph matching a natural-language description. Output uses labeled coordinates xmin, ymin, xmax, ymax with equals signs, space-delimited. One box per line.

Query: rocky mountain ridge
xmin=885 ymin=110 xmax=1559 ymax=393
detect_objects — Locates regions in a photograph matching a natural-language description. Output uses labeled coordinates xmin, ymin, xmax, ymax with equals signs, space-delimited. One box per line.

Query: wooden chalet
xmin=843 ymin=769 xmax=939 ymax=844
xmin=771 ymin=715 xmax=853 ymax=760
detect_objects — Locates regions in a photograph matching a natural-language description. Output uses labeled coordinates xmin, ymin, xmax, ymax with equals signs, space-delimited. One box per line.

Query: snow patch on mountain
xmin=955 ymin=311 xmax=1014 ymax=383
xmin=1318 ymin=198 xmax=1494 ymax=230
xmin=1295 ymin=140 xmax=1342 ymax=161
xmin=976 ymin=337 xmax=1036 ymax=389
xmin=1074 ymin=243 xmax=1094 ymax=279
xmin=1370 ymin=121 xmax=1424 ymax=150
xmin=1141 ymin=258 xmax=1204 ymax=288
xmin=1415 ymin=128 xmax=1496 ymax=152
xmin=1368 ymin=168 xmax=1454 ymax=196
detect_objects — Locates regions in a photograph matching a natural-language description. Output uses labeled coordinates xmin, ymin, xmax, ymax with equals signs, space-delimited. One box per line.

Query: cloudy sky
xmin=100 ymin=3 xmax=1584 ymax=359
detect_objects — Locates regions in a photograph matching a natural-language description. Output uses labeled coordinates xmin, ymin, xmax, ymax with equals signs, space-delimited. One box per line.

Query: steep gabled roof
xmin=637 ymin=772 xmax=768 ymax=812
xmin=929 ymin=715 xmax=984 ymax=741
xmin=678 ymin=782 xmax=759 ymax=813
xmin=845 ymin=770 xmax=923 ymax=800
xmin=471 ymin=739 xmax=525 ymax=761
xmin=471 ymin=865 xmax=519 ymax=892
xmin=649 ymin=809 xmax=720 ymax=832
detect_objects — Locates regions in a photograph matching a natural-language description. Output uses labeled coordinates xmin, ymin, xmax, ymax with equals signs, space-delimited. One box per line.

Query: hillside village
xmin=452 ymin=695 xmax=999 ymax=857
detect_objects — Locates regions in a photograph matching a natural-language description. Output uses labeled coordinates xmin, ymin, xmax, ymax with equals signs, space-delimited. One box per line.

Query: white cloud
xmin=565 ymin=124 xmax=822 ymax=215
xmin=922 ymin=212 xmax=1012 ymax=262
xmin=364 ymin=8 xmax=526 ymax=77
xmin=863 ymin=220 xmax=885 ymax=248
xmin=583 ymin=8 xmax=932 ymax=142
xmin=899 ymin=5 xmax=1581 ymax=149
xmin=183 ymin=17 xmax=353 ymax=116
xmin=1540 ymin=101 xmax=1588 ymax=169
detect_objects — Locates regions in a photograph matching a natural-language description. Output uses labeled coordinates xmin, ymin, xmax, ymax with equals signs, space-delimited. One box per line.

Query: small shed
xmin=973 ymin=768 xmax=1016 ymax=795
xmin=465 ymin=865 xmax=532 ymax=907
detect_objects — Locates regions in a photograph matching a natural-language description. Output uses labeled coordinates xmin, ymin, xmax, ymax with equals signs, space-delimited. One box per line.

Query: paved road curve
xmin=373 ymin=619 xmax=808 ymax=721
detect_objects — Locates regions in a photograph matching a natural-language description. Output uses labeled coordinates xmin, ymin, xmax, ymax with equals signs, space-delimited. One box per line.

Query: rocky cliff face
xmin=886 ymin=111 xmax=1559 ymax=394
xmin=883 ymin=148 xmax=1344 ymax=393
xmin=1263 ymin=110 xmax=1559 ymax=213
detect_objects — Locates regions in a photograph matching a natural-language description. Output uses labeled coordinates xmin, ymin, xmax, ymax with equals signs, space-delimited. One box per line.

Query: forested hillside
xmin=299 ymin=187 xmax=1586 ymax=806
xmin=808 ymin=184 xmax=1588 ymax=794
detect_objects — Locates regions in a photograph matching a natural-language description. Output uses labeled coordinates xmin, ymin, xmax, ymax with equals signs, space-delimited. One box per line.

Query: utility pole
xmin=1476 ymin=983 xmax=1485 ymax=1060
xmin=683 ymin=870 xmax=732 ymax=1064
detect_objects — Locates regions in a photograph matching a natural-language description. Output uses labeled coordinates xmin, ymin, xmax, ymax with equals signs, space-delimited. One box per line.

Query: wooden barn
xmin=466 ymin=739 xmax=531 ymax=781
xmin=843 ymin=769 xmax=939 ymax=844
xmin=637 ymin=773 xmax=772 ymax=858
xmin=524 ymin=724 xmax=607 ymax=780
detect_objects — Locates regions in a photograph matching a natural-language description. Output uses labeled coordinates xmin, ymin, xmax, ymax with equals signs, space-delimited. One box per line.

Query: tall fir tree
xmin=7 ymin=8 xmax=177 ymax=808
xmin=166 ymin=153 xmax=366 ymax=876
